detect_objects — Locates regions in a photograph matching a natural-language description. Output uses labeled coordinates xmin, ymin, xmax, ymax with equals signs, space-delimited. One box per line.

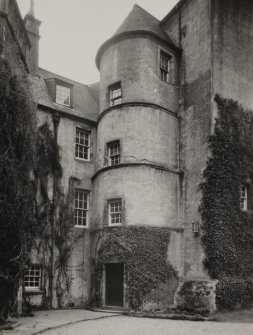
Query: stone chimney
xmin=24 ymin=0 xmax=41 ymax=76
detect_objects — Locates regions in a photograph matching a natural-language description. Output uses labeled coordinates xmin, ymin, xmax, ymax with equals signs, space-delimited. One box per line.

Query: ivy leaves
xmin=200 ymin=94 xmax=253 ymax=279
xmin=97 ymin=226 xmax=176 ymax=309
xmin=0 ymin=60 xmax=37 ymax=320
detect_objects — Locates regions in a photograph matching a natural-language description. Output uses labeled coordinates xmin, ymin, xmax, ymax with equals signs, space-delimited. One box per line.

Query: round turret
xmin=93 ymin=4 xmax=181 ymax=229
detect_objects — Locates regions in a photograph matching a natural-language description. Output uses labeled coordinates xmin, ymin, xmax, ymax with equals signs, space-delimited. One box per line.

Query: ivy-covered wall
xmin=91 ymin=226 xmax=177 ymax=310
xmin=27 ymin=120 xmax=88 ymax=309
xmin=34 ymin=110 xmax=95 ymax=308
xmin=200 ymin=95 xmax=253 ymax=310
xmin=0 ymin=59 xmax=37 ymax=321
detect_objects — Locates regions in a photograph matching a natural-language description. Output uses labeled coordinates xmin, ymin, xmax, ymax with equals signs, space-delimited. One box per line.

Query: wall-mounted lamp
xmin=192 ymin=222 xmax=200 ymax=236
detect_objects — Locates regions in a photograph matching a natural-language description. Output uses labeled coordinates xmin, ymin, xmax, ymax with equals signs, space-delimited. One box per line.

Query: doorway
xmin=105 ymin=263 xmax=124 ymax=307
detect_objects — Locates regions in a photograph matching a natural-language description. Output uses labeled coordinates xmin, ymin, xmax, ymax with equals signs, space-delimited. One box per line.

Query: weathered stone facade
xmin=2 ymin=0 xmax=253 ymax=312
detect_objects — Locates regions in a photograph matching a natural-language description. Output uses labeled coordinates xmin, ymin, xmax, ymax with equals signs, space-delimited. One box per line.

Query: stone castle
xmin=1 ymin=0 xmax=253 ymax=311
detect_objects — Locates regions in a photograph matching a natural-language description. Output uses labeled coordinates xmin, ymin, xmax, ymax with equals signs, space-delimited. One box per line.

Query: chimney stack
xmin=24 ymin=0 xmax=41 ymax=76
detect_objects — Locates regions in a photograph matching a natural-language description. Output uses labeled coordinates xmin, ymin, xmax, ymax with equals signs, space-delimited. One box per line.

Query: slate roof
xmin=114 ymin=4 xmax=179 ymax=48
xmin=30 ymin=68 xmax=99 ymax=123
xmin=87 ymin=82 xmax=100 ymax=106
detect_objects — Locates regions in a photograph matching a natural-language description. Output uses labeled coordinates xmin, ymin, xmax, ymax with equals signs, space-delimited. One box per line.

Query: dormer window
xmin=109 ymin=82 xmax=122 ymax=106
xmin=160 ymin=51 xmax=171 ymax=83
xmin=56 ymin=84 xmax=71 ymax=107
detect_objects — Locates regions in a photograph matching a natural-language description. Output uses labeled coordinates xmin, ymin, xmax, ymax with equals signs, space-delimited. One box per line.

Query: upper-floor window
xmin=74 ymin=189 xmax=89 ymax=227
xmin=109 ymin=199 xmax=122 ymax=226
xmin=240 ymin=185 xmax=248 ymax=211
xmin=108 ymin=140 xmax=120 ymax=166
xmin=109 ymin=82 xmax=122 ymax=106
xmin=160 ymin=52 xmax=171 ymax=83
xmin=24 ymin=265 xmax=41 ymax=291
xmin=56 ymin=84 xmax=71 ymax=106
xmin=75 ymin=128 xmax=90 ymax=161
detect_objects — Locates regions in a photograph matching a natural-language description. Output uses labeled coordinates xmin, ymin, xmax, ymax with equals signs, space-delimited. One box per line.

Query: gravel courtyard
xmin=42 ymin=315 xmax=253 ymax=335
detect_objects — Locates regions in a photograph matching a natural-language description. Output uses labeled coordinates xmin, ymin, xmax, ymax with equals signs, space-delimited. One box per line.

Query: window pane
xmin=56 ymin=85 xmax=71 ymax=106
xmin=160 ymin=53 xmax=171 ymax=83
xmin=75 ymin=128 xmax=90 ymax=160
xmin=113 ymin=98 xmax=122 ymax=106
xmin=24 ymin=265 xmax=41 ymax=289
xmin=109 ymin=200 xmax=122 ymax=225
xmin=108 ymin=141 xmax=120 ymax=166
xmin=74 ymin=189 xmax=89 ymax=227
xmin=240 ymin=185 xmax=247 ymax=210
xmin=109 ymin=83 xmax=122 ymax=107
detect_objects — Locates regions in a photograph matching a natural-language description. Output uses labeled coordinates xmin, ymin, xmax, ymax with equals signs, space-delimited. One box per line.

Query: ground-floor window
xmin=240 ymin=185 xmax=248 ymax=211
xmin=24 ymin=265 xmax=41 ymax=291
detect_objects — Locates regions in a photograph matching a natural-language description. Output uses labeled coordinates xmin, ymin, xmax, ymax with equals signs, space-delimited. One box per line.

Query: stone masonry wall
xmin=212 ymin=0 xmax=253 ymax=111
xmin=27 ymin=110 xmax=95 ymax=308
xmin=96 ymin=106 xmax=179 ymax=171
xmin=92 ymin=166 xmax=179 ymax=229
xmin=163 ymin=0 xmax=212 ymax=279
xmin=56 ymin=113 xmax=94 ymax=306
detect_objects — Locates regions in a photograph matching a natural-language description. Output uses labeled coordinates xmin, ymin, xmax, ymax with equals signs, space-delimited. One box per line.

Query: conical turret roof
xmin=96 ymin=4 xmax=179 ymax=69
xmin=113 ymin=4 xmax=177 ymax=47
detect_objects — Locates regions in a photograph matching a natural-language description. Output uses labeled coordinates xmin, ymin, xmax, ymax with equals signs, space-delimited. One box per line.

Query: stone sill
xmin=24 ymin=290 xmax=43 ymax=295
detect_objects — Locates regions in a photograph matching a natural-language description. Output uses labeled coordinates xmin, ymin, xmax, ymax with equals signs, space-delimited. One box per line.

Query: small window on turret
xmin=108 ymin=199 xmax=122 ymax=226
xmin=160 ymin=52 xmax=171 ymax=83
xmin=107 ymin=140 xmax=120 ymax=166
xmin=109 ymin=82 xmax=122 ymax=106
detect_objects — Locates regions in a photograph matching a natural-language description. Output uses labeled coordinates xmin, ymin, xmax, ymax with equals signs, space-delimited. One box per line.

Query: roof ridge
xmin=88 ymin=82 xmax=100 ymax=88
xmin=39 ymin=67 xmax=90 ymax=87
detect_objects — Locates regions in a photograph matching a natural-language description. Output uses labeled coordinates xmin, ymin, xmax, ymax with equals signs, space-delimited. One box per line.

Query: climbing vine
xmin=93 ymin=226 xmax=176 ymax=310
xmin=0 ymin=60 xmax=37 ymax=321
xmin=200 ymin=95 xmax=253 ymax=309
xmin=34 ymin=121 xmax=85 ymax=308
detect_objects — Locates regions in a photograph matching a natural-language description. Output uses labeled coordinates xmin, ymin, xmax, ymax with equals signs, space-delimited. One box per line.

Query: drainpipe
xmin=50 ymin=113 xmax=60 ymax=308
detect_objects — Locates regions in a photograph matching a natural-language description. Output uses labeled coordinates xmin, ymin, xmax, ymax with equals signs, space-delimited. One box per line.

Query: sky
xmin=17 ymin=0 xmax=179 ymax=84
